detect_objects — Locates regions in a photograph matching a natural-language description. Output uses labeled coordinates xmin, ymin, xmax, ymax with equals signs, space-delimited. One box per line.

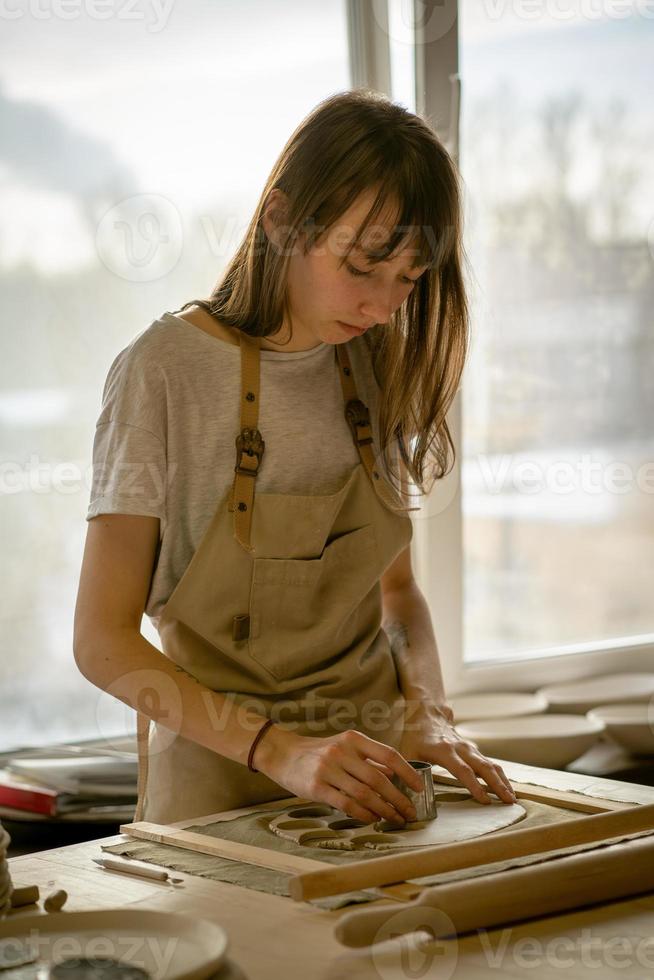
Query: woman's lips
xmin=338 ymin=320 xmax=368 ymax=335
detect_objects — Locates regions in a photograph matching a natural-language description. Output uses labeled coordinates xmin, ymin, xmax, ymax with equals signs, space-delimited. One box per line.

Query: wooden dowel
xmin=119 ymin=821 xmax=327 ymax=875
xmin=433 ymin=773 xmax=630 ymax=813
xmin=335 ymin=834 xmax=654 ymax=947
xmin=289 ymin=801 xmax=654 ymax=902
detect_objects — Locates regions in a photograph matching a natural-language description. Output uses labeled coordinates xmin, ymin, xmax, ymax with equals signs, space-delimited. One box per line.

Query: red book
xmin=0 ymin=769 xmax=61 ymax=817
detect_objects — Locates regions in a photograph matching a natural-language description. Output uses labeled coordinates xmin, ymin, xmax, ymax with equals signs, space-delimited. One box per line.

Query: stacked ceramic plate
xmin=537 ymin=673 xmax=654 ymax=714
xmin=449 ymin=692 xmax=548 ymax=724
xmin=455 ymin=713 xmax=605 ymax=768
xmin=0 ymin=821 xmax=12 ymax=917
xmin=450 ymin=689 xmax=613 ymax=768
xmin=587 ymin=703 xmax=654 ymax=756
xmin=449 ymin=675 xmax=654 ymax=768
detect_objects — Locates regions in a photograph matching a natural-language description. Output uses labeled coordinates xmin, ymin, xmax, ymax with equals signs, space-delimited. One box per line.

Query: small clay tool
xmin=92 ymin=857 xmax=183 ymax=884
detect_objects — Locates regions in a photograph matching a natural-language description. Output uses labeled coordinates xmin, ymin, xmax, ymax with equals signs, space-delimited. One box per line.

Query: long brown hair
xmin=179 ymin=89 xmax=469 ymax=497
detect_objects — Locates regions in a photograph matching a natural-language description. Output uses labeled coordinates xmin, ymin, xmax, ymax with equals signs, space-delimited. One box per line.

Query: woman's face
xmin=262 ymin=188 xmax=430 ymax=352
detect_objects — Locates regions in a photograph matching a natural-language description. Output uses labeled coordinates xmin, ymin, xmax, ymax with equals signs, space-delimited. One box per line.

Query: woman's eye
xmin=346 ymin=262 xmax=417 ymax=286
xmin=346 ymin=262 xmax=370 ymax=278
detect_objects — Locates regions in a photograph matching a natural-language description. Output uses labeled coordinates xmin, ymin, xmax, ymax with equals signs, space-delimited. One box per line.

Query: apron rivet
xmin=237 ymin=502 xmax=247 ymax=511
xmin=343 ymin=367 xmax=351 ymax=376
xmin=246 ymin=391 xmax=255 ymax=402
xmin=373 ymin=471 xmax=380 ymax=479
xmin=232 ymin=614 xmax=250 ymax=640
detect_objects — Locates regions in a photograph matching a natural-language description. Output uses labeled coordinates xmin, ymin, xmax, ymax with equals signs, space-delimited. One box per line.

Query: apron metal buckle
xmin=234 ymin=427 xmax=265 ymax=476
xmin=345 ymin=399 xmax=374 ymax=446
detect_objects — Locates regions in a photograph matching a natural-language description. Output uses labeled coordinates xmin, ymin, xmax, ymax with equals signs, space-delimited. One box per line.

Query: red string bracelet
xmin=247 ymin=717 xmax=276 ymax=773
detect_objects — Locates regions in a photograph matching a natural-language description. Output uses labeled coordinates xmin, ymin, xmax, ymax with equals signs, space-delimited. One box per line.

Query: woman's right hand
xmin=253 ymin=726 xmax=424 ymax=824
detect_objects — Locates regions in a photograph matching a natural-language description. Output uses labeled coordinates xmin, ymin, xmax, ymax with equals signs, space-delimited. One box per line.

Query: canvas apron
xmin=134 ymin=331 xmax=417 ymax=824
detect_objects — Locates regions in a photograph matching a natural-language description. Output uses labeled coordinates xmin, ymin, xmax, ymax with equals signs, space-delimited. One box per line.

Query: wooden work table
xmin=7 ymin=762 xmax=654 ymax=979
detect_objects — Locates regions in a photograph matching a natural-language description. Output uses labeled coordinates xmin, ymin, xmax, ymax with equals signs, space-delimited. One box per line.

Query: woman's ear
xmin=260 ymin=188 xmax=292 ymax=246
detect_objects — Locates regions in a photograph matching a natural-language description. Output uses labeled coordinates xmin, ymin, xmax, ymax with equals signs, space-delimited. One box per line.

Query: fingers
xmin=309 ymin=734 xmax=517 ymax=822
xmin=459 ymin=746 xmax=516 ymax=803
xmin=437 ymin=742 xmax=517 ymax=804
xmin=325 ymin=770 xmax=409 ymax=824
xmin=342 ymin=757 xmax=417 ymax=822
xmin=320 ymin=786 xmax=379 ymax=824
xmin=348 ymin=732 xmax=424 ymax=793
xmin=368 ymin=759 xmax=395 ymax=779
xmin=308 ymin=731 xmax=424 ymax=824
xmin=491 ymin=762 xmax=517 ymax=801
xmin=442 ymin=756 xmax=494 ymax=804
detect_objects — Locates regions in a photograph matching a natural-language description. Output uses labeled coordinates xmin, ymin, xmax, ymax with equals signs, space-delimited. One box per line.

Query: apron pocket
xmin=248 ymin=523 xmax=379 ymax=681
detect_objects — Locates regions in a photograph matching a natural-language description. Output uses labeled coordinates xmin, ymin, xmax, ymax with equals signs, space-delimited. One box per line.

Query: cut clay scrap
xmin=268 ymin=793 xmax=526 ymax=851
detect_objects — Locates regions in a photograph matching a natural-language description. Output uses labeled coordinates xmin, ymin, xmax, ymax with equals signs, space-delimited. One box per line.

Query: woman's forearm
xmin=74 ymin=628 xmax=292 ymax=768
xmin=381 ymin=582 xmax=454 ymax=724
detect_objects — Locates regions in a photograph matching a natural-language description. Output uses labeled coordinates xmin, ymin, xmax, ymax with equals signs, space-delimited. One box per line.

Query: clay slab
xmin=268 ymin=795 xmax=526 ymax=851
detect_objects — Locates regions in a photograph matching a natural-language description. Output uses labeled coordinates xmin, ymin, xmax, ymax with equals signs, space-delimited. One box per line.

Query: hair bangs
xmin=333 ymin=175 xmax=448 ymax=274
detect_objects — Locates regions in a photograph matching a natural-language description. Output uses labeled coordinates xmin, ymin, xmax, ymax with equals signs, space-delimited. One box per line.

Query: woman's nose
xmin=359 ymin=286 xmax=396 ymax=324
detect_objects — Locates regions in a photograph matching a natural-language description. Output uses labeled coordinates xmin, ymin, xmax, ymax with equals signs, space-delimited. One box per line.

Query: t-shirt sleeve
xmin=86 ymin=340 xmax=167 ymax=527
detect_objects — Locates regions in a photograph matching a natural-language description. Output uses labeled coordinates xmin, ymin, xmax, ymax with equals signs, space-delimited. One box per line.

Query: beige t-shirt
xmin=86 ymin=312 xmax=398 ymax=629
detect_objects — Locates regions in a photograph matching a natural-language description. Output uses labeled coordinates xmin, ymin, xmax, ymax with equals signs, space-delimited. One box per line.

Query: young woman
xmin=74 ymin=89 xmax=516 ymax=825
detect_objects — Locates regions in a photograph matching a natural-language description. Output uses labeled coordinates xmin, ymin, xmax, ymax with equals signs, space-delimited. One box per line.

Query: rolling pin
xmin=335 ymin=833 xmax=654 ymax=947
xmin=290 ymin=801 xmax=654 ymax=901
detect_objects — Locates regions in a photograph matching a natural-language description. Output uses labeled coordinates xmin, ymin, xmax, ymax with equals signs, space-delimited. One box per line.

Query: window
xmin=397 ymin=0 xmax=654 ymax=691
xmin=458 ymin=4 xmax=654 ymax=665
xmin=0 ymin=0 xmax=350 ymax=750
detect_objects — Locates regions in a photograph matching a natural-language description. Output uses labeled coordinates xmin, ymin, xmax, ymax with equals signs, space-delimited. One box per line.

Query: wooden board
xmin=120 ymin=795 xmax=420 ymax=901
xmin=290 ymin=801 xmax=654 ymax=901
xmin=119 ymin=768 xmax=629 ymax=904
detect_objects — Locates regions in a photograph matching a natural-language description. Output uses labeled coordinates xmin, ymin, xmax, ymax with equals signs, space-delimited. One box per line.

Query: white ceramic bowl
xmin=456 ymin=714 xmax=605 ymax=769
xmin=449 ymin=692 xmax=548 ymax=724
xmin=537 ymin=673 xmax=654 ymax=714
xmin=587 ymin=703 xmax=654 ymax=756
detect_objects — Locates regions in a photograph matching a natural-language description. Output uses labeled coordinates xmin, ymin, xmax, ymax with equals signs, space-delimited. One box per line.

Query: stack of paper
xmin=0 ymin=737 xmax=138 ymax=821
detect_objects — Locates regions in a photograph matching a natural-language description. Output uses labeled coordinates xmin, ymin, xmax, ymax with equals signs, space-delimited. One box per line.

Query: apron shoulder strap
xmin=228 ymin=331 xmax=264 ymax=553
xmin=335 ymin=343 xmax=418 ymax=515
xmin=228 ymin=334 xmax=417 ymax=555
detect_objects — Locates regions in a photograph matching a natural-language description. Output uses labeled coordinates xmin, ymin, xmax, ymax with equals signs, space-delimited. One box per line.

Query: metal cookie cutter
xmin=391 ymin=760 xmax=438 ymax=821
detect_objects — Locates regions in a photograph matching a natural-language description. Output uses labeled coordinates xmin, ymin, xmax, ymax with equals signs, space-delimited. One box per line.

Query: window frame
xmin=354 ymin=0 xmax=654 ymax=696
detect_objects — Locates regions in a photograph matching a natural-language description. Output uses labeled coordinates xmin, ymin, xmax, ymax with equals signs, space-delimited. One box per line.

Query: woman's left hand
xmin=397 ymin=703 xmax=517 ymax=805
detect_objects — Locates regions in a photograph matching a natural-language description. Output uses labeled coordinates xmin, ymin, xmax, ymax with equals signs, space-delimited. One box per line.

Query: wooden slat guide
xmin=119 ymin=774 xmax=628 ymax=904
xmin=120 ymin=796 xmax=416 ymax=901
xmin=290 ymin=801 xmax=654 ymax=901
xmin=431 ymin=773 xmax=632 ymax=812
